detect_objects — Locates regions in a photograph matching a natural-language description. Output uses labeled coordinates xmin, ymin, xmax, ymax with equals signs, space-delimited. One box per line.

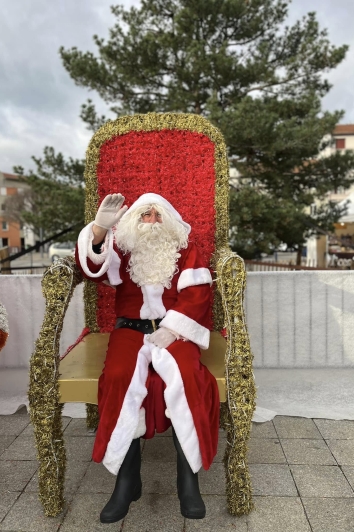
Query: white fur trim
xmin=133 ymin=407 xmax=146 ymax=438
xmin=122 ymin=193 xmax=191 ymax=234
xmin=77 ymin=222 xmax=122 ymax=285
xmin=102 ymin=341 xmax=152 ymax=475
xmin=177 ymin=268 xmax=212 ymax=292
xmin=140 ymin=284 xmax=166 ymax=319
xmin=160 ymin=310 xmax=210 ymax=350
xmin=107 ymin=250 xmax=122 ymax=286
xmin=149 ymin=342 xmax=202 ymax=473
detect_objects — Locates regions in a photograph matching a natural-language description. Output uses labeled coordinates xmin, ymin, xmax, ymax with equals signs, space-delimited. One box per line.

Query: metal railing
xmin=245 ymin=260 xmax=338 ymax=272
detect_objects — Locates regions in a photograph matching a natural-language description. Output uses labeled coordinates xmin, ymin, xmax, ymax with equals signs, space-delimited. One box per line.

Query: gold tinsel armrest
xmin=28 ymin=256 xmax=83 ymax=517
xmin=215 ymin=246 xmax=256 ymax=516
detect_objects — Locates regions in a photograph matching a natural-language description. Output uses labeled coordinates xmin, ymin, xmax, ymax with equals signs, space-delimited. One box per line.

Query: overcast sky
xmin=1 ymin=0 xmax=353 ymax=174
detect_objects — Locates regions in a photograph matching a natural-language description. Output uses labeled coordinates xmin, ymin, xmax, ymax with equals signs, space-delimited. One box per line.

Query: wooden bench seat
xmin=59 ymin=332 xmax=227 ymax=404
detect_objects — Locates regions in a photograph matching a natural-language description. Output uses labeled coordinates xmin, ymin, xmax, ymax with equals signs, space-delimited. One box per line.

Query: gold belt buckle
xmin=151 ymin=319 xmax=157 ymax=332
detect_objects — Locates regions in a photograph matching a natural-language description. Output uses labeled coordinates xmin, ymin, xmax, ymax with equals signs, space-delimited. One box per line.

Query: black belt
xmin=115 ymin=317 xmax=162 ymax=334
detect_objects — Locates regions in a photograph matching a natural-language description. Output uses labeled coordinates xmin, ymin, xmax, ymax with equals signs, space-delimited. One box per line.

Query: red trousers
xmin=92 ymin=328 xmax=219 ymax=470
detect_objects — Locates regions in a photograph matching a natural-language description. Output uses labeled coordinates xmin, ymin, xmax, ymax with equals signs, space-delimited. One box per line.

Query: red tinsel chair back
xmin=84 ymin=114 xmax=230 ymax=332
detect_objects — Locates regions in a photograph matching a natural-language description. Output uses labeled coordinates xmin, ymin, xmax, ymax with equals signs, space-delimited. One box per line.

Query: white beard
xmin=116 ymin=222 xmax=182 ymax=288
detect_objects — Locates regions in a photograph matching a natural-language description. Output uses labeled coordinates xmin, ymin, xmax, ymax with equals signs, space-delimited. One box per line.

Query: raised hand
xmin=94 ymin=194 xmax=128 ymax=230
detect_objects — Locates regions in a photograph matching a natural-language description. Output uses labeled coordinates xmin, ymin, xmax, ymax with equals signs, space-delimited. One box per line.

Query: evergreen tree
xmin=8 ymin=147 xmax=85 ymax=241
xmin=18 ymin=0 xmax=353 ymax=259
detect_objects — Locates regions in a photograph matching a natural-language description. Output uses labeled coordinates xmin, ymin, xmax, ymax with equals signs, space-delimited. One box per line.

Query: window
xmin=2 ymin=221 xmax=8 ymax=231
xmin=1 ymin=204 xmax=5 ymax=211
xmin=0 ymin=187 xmax=6 ymax=196
xmin=335 ymin=138 xmax=346 ymax=149
xmin=1 ymin=238 xmax=8 ymax=247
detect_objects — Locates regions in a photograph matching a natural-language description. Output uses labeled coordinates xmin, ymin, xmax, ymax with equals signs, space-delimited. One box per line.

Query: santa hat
xmin=122 ymin=193 xmax=191 ymax=234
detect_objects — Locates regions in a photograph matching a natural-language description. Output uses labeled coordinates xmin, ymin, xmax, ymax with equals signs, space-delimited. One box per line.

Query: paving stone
xmin=247 ymin=496 xmax=311 ymax=532
xmin=141 ymin=461 xmax=177 ymax=494
xmin=123 ymin=493 xmax=184 ymax=532
xmin=326 ymin=439 xmax=354 ymax=465
xmin=0 ymin=460 xmax=38 ymax=491
xmin=64 ymin=436 xmax=94 ymax=461
xmin=290 ymin=465 xmax=354 ymax=497
xmin=143 ymin=436 xmax=176 ymax=462
xmin=251 ymin=421 xmax=278 ymax=439
xmin=302 ymin=497 xmax=354 ymax=532
xmin=248 ymin=438 xmax=286 ymax=464
xmin=0 ymin=414 xmax=30 ymax=436
xmin=314 ymin=419 xmax=354 ymax=439
xmin=199 ymin=462 xmax=226 ymax=495
xmin=342 ymin=466 xmax=354 ymax=490
xmin=0 ymin=435 xmax=16 ymax=456
xmin=273 ymin=417 xmax=322 ymax=439
xmin=22 ymin=416 xmax=71 ymax=436
xmin=218 ymin=428 xmax=227 ymax=438
xmin=185 ymin=495 xmax=247 ymax=531
xmin=0 ymin=492 xmax=65 ymax=531
xmin=78 ymin=462 xmax=116 ymax=494
xmin=0 ymin=434 xmax=37 ymax=461
xmin=281 ymin=438 xmax=336 ymax=465
xmin=64 ymin=418 xmax=97 ymax=437
xmin=0 ymin=490 xmax=20 ymax=521
xmin=214 ymin=437 xmax=227 ymax=462
xmin=249 ymin=464 xmax=297 ymax=497
xmin=26 ymin=460 xmax=90 ymax=494
xmin=60 ymin=493 xmax=123 ymax=531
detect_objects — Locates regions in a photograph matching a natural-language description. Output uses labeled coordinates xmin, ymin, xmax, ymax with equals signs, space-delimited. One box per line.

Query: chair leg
xmin=223 ymin=400 xmax=254 ymax=516
xmin=35 ymin=402 xmax=66 ymax=517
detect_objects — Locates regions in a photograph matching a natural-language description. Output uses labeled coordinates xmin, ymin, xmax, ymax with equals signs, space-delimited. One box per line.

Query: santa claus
xmin=76 ymin=192 xmax=219 ymax=523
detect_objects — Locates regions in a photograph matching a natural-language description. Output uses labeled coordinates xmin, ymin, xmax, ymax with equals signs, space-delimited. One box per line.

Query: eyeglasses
xmin=141 ymin=210 xmax=162 ymax=220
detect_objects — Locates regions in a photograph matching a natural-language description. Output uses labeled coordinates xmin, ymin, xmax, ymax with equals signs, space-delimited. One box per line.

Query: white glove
xmin=148 ymin=327 xmax=177 ymax=349
xmin=94 ymin=194 xmax=128 ymax=230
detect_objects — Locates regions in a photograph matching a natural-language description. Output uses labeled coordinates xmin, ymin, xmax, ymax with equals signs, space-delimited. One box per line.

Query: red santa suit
xmin=76 ymin=194 xmax=219 ymax=477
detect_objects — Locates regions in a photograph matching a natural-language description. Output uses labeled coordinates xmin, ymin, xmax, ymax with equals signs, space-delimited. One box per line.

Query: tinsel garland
xmin=28 ymin=257 xmax=83 ymax=517
xmin=216 ymin=247 xmax=256 ymax=516
xmin=0 ymin=301 xmax=9 ymax=351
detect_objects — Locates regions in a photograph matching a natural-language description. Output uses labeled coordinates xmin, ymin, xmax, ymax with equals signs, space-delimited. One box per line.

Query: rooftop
xmin=333 ymin=124 xmax=354 ymax=136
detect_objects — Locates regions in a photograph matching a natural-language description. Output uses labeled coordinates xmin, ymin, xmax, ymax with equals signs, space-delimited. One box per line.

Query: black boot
xmin=172 ymin=428 xmax=206 ymax=519
xmin=100 ymin=438 xmax=142 ymax=523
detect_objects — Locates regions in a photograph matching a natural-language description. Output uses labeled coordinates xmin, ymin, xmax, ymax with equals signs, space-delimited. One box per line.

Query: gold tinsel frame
xmin=29 ymin=113 xmax=256 ymax=517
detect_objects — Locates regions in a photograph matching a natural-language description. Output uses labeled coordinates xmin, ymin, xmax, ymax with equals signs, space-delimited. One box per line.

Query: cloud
xmin=287 ymin=0 xmax=354 ymax=123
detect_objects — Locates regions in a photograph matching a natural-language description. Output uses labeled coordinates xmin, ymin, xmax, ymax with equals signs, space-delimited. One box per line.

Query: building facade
xmin=0 ymin=171 xmax=36 ymax=253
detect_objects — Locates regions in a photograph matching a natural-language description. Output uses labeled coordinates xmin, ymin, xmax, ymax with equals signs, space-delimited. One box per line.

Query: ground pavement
xmin=0 ymin=409 xmax=354 ymax=532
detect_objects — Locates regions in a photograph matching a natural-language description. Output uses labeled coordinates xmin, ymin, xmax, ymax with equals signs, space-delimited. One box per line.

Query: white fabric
xmin=149 ymin=341 xmax=202 ymax=472
xmin=122 ymin=193 xmax=191 ymax=234
xmin=140 ymin=284 xmax=166 ymax=319
xmin=160 ymin=309 xmax=210 ymax=350
xmin=148 ymin=327 xmax=177 ymax=349
xmin=2 ymin=271 xmax=354 ymax=369
xmin=103 ymin=340 xmax=151 ymax=475
xmin=253 ymin=368 xmax=354 ymax=421
xmin=246 ymin=271 xmax=354 ymax=368
xmin=133 ymin=407 xmax=147 ymax=438
xmin=0 ymin=276 xmax=84 ymax=369
xmin=177 ymin=267 xmax=212 ymax=292
xmin=94 ymin=193 xmax=128 ymax=230
xmin=77 ymin=222 xmax=122 ymax=286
